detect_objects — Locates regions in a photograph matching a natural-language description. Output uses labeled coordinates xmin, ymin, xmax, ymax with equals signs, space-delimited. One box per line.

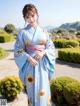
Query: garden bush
xmin=0 ymin=76 xmax=23 ymax=101
xmin=58 ymin=48 xmax=80 ymax=63
xmin=0 ymin=47 xmax=8 ymax=59
xmin=53 ymin=39 xmax=79 ymax=48
xmin=53 ymin=39 xmax=66 ymax=48
xmin=0 ymin=35 xmax=12 ymax=43
xmin=63 ymin=40 xmax=79 ymax=48
xmin=63 ymin=81 xmax=80 ymax=106
xmin=76 ymin=38 xmax=80 ymax=46
xmin=50 ymin=76 xmax=80 ymax=106
xmin=0 ymin=31 xmax=14 ymax=43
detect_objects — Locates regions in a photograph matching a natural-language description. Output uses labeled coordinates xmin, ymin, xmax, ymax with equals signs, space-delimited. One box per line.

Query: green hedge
xmin=58 ymin=48 xmax=80 ymax=63
xmin=0 ymin=76 xmax=23 ymax=101
xmin=50 ymin=76 xmax=80 ymax=106
xmin=53 ymin=39 xmax=66 ymax=48
xmin=76 ymin=38 xmax=80 ymax=46
xmin=0 ymin=31 xmax=14 ymax=43
xmin=0 ymin=35 xmax=11 ymax=43
xmin=63 ymin=82 xmax=80 ymax=106
xmin=53 ymin=39 xmax=79 ymax=48
xmin=0 ymin=47 xmax=8 ymax=59
xmin=63 ymin=40 xmax=79 ymax=48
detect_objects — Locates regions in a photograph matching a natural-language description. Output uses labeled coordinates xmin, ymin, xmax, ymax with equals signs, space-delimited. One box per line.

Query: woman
xmin=14 ymin=4 xmax=55 ymax=106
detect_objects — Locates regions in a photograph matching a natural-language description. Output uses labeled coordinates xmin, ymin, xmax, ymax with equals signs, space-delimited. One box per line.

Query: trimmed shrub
xmin=50 ymin=76 xmax=79 ymax=106
xmin=0 ymin=35 xmax=12 ymax=43
xmin=0 ymin=31 xmax=15 ymax=43
xmin=76 ymin=38 xmax=80 ymax=46
xmin=0 ymin=30 xmax=10 ymax=36
xmin=63 ymin=82 xmax=80 ymax=106
xmin=53 ymin=39 xmax=79 ymax=48
xmin=0 ymin=47 xmax=8 ymax=59
xmin=58 ymin=48 xmax=80 ymax=63
xmin=0 ymin=76 xmax=23 ymax=101
xmin=63 ymin=40 xmax=79 ymax=48
xmin=53 ymin=39 xmax=66 ymax=48
xmin=50 ymin=77 xmax=76 ymax=106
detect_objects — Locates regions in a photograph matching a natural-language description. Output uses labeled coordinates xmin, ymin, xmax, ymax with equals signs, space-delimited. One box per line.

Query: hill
xmin=59 ymin=21 xmax=80 ymax=30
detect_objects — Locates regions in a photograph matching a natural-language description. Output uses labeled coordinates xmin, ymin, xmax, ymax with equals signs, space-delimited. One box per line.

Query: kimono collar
xmin=25 ymin=24 xmax=39 ymax=31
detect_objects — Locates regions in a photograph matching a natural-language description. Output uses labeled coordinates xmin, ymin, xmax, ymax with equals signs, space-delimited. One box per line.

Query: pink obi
xmin=25 ymin=44 xmax=45 ymax=53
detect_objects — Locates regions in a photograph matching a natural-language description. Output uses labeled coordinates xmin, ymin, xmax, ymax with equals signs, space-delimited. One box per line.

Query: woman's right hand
xmin=28 ymin=56 xmax=38 ymax=67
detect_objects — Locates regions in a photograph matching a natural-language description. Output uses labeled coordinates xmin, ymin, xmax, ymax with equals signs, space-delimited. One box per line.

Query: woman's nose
xmin=29 ymin=17 xmax=33 ymax=21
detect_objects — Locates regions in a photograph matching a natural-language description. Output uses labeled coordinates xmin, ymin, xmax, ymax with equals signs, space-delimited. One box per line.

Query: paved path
xmin=0 ymin=42 xmax=18 ymax=79
xmin=0 ymin=42 xmax=80 ymax=81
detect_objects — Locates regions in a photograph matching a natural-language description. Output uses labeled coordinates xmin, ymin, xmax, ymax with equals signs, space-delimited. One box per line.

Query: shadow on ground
xmin=56 ymin=58 xmax=80 ymax=68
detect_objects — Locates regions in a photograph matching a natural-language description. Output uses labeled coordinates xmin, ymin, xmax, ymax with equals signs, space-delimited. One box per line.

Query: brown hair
xmin=22 ymin=4 xmax=38 ymax=18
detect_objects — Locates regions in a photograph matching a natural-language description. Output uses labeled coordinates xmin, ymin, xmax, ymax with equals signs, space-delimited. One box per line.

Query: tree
xmin=4 ymin=24 xmax=16 ymax=34
xmin=56 ymin=28 xmax=68 ymax=36
xmin=68 ymin=29 xmax=76 ymax=34
xmin=76 ymin=31 xmax=80 ymax=35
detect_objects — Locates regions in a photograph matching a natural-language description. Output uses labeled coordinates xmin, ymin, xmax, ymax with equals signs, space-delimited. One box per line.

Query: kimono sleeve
xmin=45 ymin=33 xmax=56 ymax=72
xmin=14 ymin=31 xmax=30 ymax=70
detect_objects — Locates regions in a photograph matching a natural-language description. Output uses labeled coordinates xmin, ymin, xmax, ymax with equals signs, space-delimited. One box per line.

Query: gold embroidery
xmin=48 ymin=96 xmax=51 ymax=102
xmin=26 ymin=75 xmax=34 ymax=83
xmin=39 ymin=40 xmax=47 ymax=45
xmin=39 ymin=89 xmax=45 ymax=96
xmin=47 ymin=96 xmax=51 ymax=106
xmin=25 ymin=40 xmax=30 ymax=46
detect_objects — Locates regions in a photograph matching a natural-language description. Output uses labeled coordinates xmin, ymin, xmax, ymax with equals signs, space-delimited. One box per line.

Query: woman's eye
xmin=30 ymin=14 xmax=34 ymax=17
xmin=26 ymin=16 xmax=29 ymax=19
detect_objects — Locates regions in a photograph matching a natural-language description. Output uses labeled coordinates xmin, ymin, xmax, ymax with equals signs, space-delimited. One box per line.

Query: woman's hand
xmin=35 ymin=50 xmax=46 ymax=60
xmin=28 ymin=56 xmax=38 ymax=67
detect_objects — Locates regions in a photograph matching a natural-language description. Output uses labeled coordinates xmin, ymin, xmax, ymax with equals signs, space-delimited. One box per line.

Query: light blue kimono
xmin=14 ymin=25 xmax=56 ymax=106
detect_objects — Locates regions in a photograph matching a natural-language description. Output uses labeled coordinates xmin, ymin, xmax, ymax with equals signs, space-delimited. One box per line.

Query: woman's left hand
xmin=35 ymin=50 xmax=46 ymax=60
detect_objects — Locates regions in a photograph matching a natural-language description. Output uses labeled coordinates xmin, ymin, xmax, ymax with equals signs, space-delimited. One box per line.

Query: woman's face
xmin=25 ymin=13 xmax=38 ymax=27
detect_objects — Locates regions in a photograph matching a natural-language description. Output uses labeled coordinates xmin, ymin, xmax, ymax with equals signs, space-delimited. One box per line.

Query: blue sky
xmin=0 ymin=0 xmax=80 ymax=28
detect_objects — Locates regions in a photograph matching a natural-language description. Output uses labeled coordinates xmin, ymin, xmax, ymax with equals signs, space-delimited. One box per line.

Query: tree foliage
xmin=4 ymin=24 xmax=16 ymax=34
